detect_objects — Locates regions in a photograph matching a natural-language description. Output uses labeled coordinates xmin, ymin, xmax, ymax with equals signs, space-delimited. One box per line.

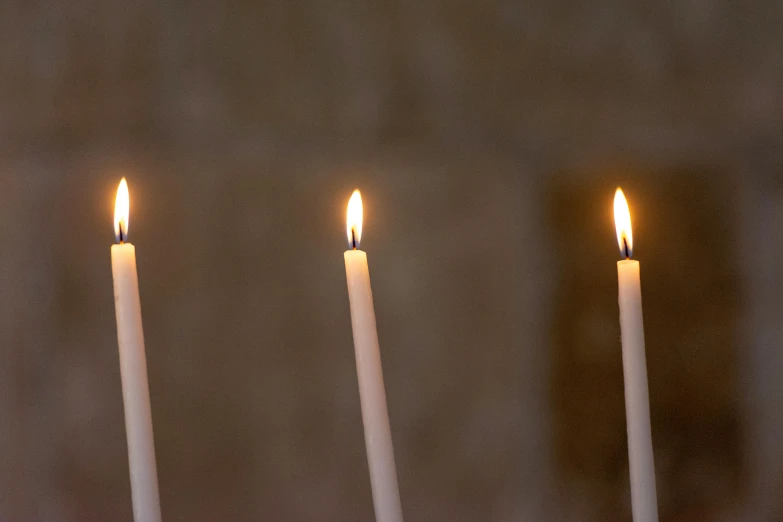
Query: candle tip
xmin=114 ymin=178 xmax=130 ymax=243
xmin=613 ymin=188 xmax=633 ymax=259
xmin=346 ymin=189 xmax=363 ymax=249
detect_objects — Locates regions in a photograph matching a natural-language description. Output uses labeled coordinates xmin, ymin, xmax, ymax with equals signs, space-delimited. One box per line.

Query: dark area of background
xmin=0 ymin=2 xmax=781 ymax=521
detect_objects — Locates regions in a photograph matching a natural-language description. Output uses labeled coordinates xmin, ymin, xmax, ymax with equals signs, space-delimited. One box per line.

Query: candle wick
xmin=118 ymin=222 xmax=125 ymax=244
xmin=623 ymin=237 xmax=630 ymax=260
xmin=351 ymin=228 xmax=357 ymax=250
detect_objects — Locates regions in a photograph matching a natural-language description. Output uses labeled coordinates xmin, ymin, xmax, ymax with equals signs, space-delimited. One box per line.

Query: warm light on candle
xmin=110 ymin=175 xmax=161 ymax=522
xmin=613 ymin=185 xmax=658 ymax=520
xmin=342 ymin=187 xmax=403 ymax=521
xmin=346 ymin=189 xmax=363 ymax=249
xmin=115 ymin=178 xmax=130 ymax=243
xmin=614 ymin=187 xmax=633 ymax=259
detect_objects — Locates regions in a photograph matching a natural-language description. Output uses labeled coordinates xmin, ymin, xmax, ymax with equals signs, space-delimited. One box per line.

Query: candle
xmin=111 ymin=178 xmax=163 ymax=522
xmin=343 ymin=190 xmax=404 ymax=522
xmin=614 ymin=188 xmax=658 ymax=522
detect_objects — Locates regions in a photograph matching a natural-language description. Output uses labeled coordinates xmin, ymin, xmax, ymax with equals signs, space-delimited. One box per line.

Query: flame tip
xmin=613 ymin=188 xmax=633 ymax=258
xmin=114 ymin=178 xmax=130 ymax=243
xmin=346 ymin=189 xmax=364 ymax=248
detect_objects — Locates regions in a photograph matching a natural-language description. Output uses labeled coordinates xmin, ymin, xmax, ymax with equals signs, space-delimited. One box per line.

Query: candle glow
xmin=346 ymin=189 xmax=363 ymax=249
xmin=115 ymin=178 xmax=130 ymax=243
xmin=614 ymin=187 xmax=633 ymax=259
xmin=343 ymin=188 xmax=403 ymax=521
xmin=613 ymin=186 xmax=659 ymax=521
xmin=110 ymin=176 xmax=162 ymax=522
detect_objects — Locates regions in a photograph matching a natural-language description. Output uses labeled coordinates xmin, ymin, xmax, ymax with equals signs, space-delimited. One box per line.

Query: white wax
xmin=344 ymin=249 xmax=403 ymax=522
xmin=617 ymin=259 xmax=658 ymax=522
xmin=112 ymin=243 xmax=162 ymax=522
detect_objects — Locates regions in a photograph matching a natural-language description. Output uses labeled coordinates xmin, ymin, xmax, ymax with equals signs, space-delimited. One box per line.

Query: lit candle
xmin=111 ymin=178 xmax=162 ymax=522
xmin=614 ymin=188 xmax=658 ymax=522
xmin=343 ymin=190 xmax=404 ymax=522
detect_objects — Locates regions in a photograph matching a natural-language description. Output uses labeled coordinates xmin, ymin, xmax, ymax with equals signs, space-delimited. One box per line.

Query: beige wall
xmin=0 ymin=2 xmax=780 ymax=521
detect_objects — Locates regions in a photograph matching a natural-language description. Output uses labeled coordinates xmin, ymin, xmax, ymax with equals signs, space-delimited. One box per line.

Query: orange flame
xmin=614 ymin=188 xmax=633 ymax=258
xmin=114 ymin=178 xmax=130 ymax=243
xmin=346 ymin=189 xmax=363 ymax=249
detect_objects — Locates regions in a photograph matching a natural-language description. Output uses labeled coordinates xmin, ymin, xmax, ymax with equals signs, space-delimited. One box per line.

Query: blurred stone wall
xmin=0 ymin=2 xmax=781 ymax=521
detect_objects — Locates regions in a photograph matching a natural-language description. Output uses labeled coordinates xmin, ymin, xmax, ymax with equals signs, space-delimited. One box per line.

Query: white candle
xmin=112 ymin=178 xmax=163 ymax=522
xmin=614 ymin=188 xmax=658 ymax=522
xmin=343 ymin=190 xmax=404 ymax=522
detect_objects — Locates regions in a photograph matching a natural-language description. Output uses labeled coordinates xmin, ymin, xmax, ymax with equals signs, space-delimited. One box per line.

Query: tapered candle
xmin=343 ymin=190 xmax=403 ymax=522
xmin=614 ymin=188 xmax=658 ymax=522
xmin=111 ymin=178 xmax=162 ymax=522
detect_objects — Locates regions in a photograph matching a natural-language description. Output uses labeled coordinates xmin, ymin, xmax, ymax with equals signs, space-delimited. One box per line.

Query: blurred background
xmin=0 ymin=1 xmax=781 ymax=521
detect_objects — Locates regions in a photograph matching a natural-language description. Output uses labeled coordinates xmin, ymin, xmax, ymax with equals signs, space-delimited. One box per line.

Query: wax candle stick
xmin=343 ymin=190 xmax=404 ymax=522
xmin=614 ymin=188 xmax=658 ymax=522
xmin=112 ymin=178 xmax=162 ymax=522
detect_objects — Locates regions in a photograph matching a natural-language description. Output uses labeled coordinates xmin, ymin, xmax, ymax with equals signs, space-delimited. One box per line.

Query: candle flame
xmin=114 ymin=178 xmax=130 ymax=243
xmin=613 ymin=187 xmax=633 ymax=259
xmin=346 ymin=189 xmax=363 ymax=249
